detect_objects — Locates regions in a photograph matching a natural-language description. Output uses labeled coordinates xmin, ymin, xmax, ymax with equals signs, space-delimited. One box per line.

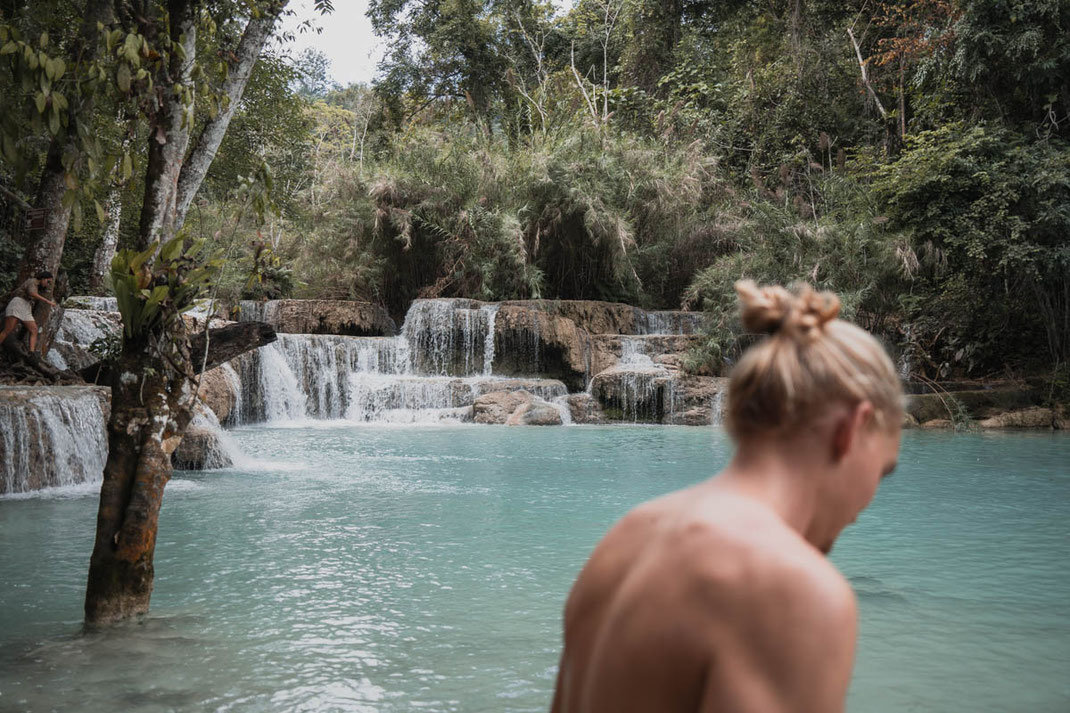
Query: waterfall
xmin=187 ymin=407 xmax=250 ymax=469
xmin=593 ymin=338 xmax=675 ymax=423
xmin=637 ymin=311 xmax=707 ymax=335
xmin=256 ymin=342 xmax=308 ymax=422
xmin=711 ymin=390 xmax=725 ymax=427
xmin=0 ymin=387 xmax=108 ymax=495
xmin=481 ymin=304 xmax=499 ymax=376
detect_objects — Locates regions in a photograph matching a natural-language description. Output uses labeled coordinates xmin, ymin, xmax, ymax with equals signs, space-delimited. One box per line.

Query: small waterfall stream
xmin=0 ymin=387 xmax=108 ymax=495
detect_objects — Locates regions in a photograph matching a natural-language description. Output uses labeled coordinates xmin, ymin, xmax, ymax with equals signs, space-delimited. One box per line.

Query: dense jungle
xmin=2 ymin=0 xmax=1068 ymax=386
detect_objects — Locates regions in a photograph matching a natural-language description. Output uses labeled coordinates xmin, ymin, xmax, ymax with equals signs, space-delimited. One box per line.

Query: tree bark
xmin=88 ymin=184 xmax=124 ymax=294
xmin=14 ymin=0 xmax=115 ymax=329
xmin=173 ymin=2 xmax=285 ymax=232
xmin=79 ymin=321 xmax=277 ymax=384
xmin=84 ymin=333 xmax=194 ymax=626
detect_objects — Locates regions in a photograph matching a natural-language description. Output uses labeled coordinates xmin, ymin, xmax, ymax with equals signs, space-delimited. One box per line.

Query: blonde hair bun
xmin=735 ymin=279 xmax=841 ymax=342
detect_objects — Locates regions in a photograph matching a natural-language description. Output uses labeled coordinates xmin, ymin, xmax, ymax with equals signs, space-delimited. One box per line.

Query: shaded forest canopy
xmin=2 ymin=0 xmax=1068 ymax=381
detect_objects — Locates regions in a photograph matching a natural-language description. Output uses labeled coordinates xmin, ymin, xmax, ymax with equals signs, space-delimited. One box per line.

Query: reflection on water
xmin=0 ymin=426 xmax=1067 ymax=712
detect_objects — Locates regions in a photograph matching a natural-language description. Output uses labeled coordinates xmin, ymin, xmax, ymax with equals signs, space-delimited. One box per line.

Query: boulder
xmin=566 ymin=393 xmax=607 ymax=424
xmin=233 ymin=299 xmax=396 ymax=336
xmin=920 ymin=419 xmax=953 ymax=429
xmin=172 ymin=424 xmax=233 ymax=470
xmin=45 ymin=309 xmax=122 ymax=372
xmin=472 ymin=389 xmax=563 ymax=425
xmin=978 ymin=407 xmax=1065 ymax=429
xmin=473 ymin=390 xmax=533 ymax=424
xmin=197 ymin=366 xmax=239 ymax=423
xmin=507 ymin=399 xmax=563 ymax=426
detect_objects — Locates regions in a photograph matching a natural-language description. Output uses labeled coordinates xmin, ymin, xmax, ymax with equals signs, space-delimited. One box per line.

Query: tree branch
xmin=848 ymin=27 xmax=889 ymax=120
xmin=173 ymin=3 xmax=287 ymax=232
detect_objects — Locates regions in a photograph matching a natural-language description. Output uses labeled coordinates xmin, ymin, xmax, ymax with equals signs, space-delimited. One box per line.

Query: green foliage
xmin=682 ymin=172 xmax=907 ymax=368
xmin=109 ymin=237 xmax=220 ymax=340
xmin=872 ymin=124 xmax=1070 ymax=373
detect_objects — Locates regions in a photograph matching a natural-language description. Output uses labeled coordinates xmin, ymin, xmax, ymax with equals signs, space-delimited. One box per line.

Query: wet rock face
xmin=234 ymin=300 xmax=396 ymax=337
xmin=0 ymin=385 xmax=110 ymax=494
xmin=171 ymin=425 xmax=232 ymax=470
xmin=566 ymin=393 xmax=607 ymax=424
xmin=492 ymin=306 xmax=590 ymax=392
xmin=197 ymin=366 xmax=239 ymax=424
xmin=46 ymin=309 xmax=122 ymax=372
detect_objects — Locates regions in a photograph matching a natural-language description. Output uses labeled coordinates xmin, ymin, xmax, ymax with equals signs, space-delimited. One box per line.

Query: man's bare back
xmin=551 ymin=483 xmax=858 ymax=713
xmin=549 ymin=281 xmax=902 ymax=712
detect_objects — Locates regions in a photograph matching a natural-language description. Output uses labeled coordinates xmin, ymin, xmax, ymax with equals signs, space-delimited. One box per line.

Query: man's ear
xmin=831 ymin=401 xmax=874 ymax=462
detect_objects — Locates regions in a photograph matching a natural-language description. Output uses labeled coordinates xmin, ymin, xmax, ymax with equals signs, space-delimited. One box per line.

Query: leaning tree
xmin=1 ymin=0 xmax=330 ymax=625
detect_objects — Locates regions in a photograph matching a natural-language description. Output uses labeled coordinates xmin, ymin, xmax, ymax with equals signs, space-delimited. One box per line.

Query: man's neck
xmin=713 ymin=443 xmax=827 ymax=548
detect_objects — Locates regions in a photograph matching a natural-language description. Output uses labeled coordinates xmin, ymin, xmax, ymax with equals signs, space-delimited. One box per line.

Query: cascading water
xmin=710 ymin=390 xmax=725 ymax=427
xmin=0 ymin=386 xmax=108 ymax=495
xmin=230 ymin=299 xmax=571 ymax=425
xmin=592 ymin=338 xmax=675 ymax=423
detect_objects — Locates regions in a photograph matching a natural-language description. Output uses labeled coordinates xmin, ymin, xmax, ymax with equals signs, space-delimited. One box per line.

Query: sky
xmin=280 ymin=0 xmax=575 ymax=88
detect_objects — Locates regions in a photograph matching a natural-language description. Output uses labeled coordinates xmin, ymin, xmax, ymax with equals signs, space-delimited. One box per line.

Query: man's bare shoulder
xmin=682 ymin=495 xmax=855 ymax=618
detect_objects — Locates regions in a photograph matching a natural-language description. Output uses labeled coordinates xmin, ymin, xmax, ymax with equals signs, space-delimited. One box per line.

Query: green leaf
xmin=94 ymin=199 xmax=106 ymax=223
xmin=0 ymin=41 xmax=16 ymax=55
xmin=34 ymin=92 xmax=46 ymax=114
xmin=48 ymin=109 xmax=59 ymax=135
xmin=159 ymin=236 xmax=183 ymax=263
xmin=38 ymin=31 xmax=47 ymax=48
xmin=117 ymin=63 xmax=131 ymax=92
xmin=128 ymin=244 xmax=157 ymax=273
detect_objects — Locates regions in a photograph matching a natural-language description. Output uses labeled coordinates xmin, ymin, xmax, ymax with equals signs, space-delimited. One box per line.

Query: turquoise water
xmin=0 ymin=425 xmax=1067 ymax=712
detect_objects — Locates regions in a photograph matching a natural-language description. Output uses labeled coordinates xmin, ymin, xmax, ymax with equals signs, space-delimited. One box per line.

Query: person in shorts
xmin=0 ymin=271 xmax=57 ymax=354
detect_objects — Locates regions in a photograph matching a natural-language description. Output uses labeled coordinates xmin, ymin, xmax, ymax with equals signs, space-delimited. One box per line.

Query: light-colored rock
xmin=978 ymin=407 xmax=1064 ymax=429
xmin=473 ymin=390 xmax=534 ymax=424
xmin=472 ymin=389 xmax=563 ymax=425
xmin=196 ymin=366 xmax=238 ymax=423
xmin=920 ymin=419 xmax=953 ymax=429
xmin=507 ymin=399 xmax=563 ymax=426
xmin=566 ymin=393 xmax=607 ymax=424
xmin=233 ymin=299 xmax=396 ymax=336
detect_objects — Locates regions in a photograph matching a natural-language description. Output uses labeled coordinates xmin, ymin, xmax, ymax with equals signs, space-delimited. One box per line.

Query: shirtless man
xmin=551 ymin=281 xmax=903 ymax=713
xmin=0 ymin=270 xmax=57 ymax=353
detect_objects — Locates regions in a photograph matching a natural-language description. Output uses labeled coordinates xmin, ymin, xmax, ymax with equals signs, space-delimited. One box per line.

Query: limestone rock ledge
xmin=234 ymin=299 xmax=396 ymax=336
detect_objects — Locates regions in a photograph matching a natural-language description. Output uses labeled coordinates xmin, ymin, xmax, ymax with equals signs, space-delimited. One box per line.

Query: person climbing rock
xmin=0 ymin=271 xmax=57 ymax=354
xmin=550 ymin=280 xmax=904 ymax=713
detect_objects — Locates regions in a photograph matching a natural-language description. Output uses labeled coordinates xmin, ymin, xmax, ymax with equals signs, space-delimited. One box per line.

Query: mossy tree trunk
xmin=82 ymin=0 xmax=289 ymax=627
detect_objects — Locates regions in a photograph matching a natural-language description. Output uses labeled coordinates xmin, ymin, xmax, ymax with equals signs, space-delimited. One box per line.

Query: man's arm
xmin=700 ymin=566 xmax=858 ymax=713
